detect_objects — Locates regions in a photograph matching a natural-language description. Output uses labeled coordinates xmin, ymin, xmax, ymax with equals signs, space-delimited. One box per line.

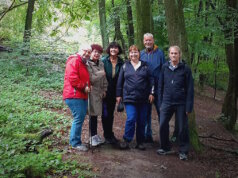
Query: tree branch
xmin=199 ymin=133 xmax=238 ymax=143
xmin=208 ymin=0 xmax=224 ymax=27
xmin=0 ymin=1 xmax=28 ymax=21
xmin=204 ymin=143 xmax=238 ymax=155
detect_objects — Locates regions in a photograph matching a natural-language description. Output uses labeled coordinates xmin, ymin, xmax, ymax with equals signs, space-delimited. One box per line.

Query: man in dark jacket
xmin=140 ymin=33 xmax=166 ymax=143
xmin=157 ymin=46 xmax=194 ymax=160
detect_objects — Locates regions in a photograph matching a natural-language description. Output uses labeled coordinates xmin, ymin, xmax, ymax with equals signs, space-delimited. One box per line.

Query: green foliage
xmin=194 ymin=59 xmax=228 ymax=90
xmin=0 ymin=51 xmax=94 ymax=177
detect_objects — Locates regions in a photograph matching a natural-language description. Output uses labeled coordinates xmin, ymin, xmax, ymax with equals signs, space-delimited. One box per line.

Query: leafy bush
xmin=0 ymin=51 xmax=93 ymax=177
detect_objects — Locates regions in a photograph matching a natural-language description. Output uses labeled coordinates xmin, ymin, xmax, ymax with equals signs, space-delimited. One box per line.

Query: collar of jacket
xmin=104 ymin=55 xmax=124 ymax=64
xmin=89 ymin=59 xmax=99 ymax=66
xmin=165 ymin=60 xmax=185 ymax=69
xmin=145 ymin=45 xmax=158 ymax=53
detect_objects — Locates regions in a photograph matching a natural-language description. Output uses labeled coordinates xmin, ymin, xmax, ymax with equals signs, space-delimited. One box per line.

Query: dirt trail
xmin=53 ymin=87 xmax=238 ymax=178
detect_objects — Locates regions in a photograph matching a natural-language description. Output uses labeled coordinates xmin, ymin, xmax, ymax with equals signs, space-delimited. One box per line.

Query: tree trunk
xmin=221 ymin=0 xmax=238 ymax=130
xmin=22 ymin=0 xmax=35 ymax=54
xmin=125 ymin=0 xmax=134 ymax=47
xmin=164 ymin=0 xmax=180 ymax=46
xmin=164 ymin=0 xmax=202 ymax=152
xmin=98 ymin=0 xmax=109 ymax=50
xmin=135 ymin=0 xmax=152 ymax=49
xmin=112 ymin=0 xmax=126 ymax=54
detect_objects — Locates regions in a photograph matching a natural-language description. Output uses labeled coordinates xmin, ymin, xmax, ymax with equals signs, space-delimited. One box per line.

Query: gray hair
xmin=78 ymin=44 xmax=92 ymax=56
xmin=169 ymin=45 xmax=182 ymax=58
xmin=143 ymin=33 xmax=153 ymax=38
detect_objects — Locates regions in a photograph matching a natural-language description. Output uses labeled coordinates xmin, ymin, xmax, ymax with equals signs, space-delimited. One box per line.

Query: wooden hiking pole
xmin=87 ymin=82 xmax=94 ymax=153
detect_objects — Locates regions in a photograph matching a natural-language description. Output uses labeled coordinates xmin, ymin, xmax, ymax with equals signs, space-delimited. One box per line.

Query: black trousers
xmin=159 ymin=104 xmax=189 ymax=154
xmin=102 ymin=98 xmax=116 ymax=139
xmin=89 ymin=116 xmax=97 ymax=137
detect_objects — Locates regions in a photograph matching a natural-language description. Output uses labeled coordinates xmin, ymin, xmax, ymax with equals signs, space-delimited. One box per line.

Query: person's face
xmin=169 ymin=47 xmax=180 ymax=64
xmin=82 ymin=49 xmax=92 ymax=60
xmin=91 ymin=49 xmax=102 ymax=61
xmin=143 ymin=36 xmax=154 ymax=49
xmin=129 ymin=49 xmax=140 ymax=62
xmin=110 ymin=47 xmax=119 ymax=56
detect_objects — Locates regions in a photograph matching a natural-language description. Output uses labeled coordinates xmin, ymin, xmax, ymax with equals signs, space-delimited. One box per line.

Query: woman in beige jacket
xmin=88 ymin=44 xmax=108 ymax=146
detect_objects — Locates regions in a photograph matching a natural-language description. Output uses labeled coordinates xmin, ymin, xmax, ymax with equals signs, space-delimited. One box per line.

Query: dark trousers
xmin=89 ymin=116 xmax=97 ymax=137
xmin=145 ymin=96 xmax=160 ymax=139
xmin=102 ymin=98 xmax=116 ymax=139
xmin=159 ymin=104 xmax=189 ymax=154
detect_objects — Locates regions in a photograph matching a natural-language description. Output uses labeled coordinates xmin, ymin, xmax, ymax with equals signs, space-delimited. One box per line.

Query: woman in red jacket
xmin=63 ymin=44 xmax=92 ymax=151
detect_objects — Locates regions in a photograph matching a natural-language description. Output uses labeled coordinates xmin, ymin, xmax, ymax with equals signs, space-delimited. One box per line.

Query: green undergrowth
xmin=0 ymin=52 xmax=94 ymax=177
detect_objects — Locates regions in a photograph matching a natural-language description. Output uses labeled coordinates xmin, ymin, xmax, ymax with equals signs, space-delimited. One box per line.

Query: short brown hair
xmin=129 ymin=45 xmax=140 ymax=53
xmin=91 ymin=44 xmax=103 ymax=53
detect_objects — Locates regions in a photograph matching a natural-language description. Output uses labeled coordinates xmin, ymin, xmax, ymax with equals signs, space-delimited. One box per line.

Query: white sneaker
xmin=90 ymin=135 xmax=99 ymax=146
xmin=73 ymin=144 xmax=88 ymax=151
xmin=90 ymin=135 xmax=104 ymax=146
xmin=95 ymin=135 xmax=104 ymax=145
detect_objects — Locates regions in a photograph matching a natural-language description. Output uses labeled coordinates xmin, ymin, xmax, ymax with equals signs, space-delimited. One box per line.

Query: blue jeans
xmin=159 ymin=103 xmax=189 ymax=153
xmin=145 ymin=97 xmax=160 ymax=139
xmin=124 ymin=103 xmax=147 ymax=144
xmin=65 ymin=99 xmax=88 ymax=147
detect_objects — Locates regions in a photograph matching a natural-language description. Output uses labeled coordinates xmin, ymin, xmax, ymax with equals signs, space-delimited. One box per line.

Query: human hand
xmin=148 ymin=94 xmax=154 ymax=103
xmin=102 ymin=91 xmax=106 ymax=98
xmin=116 ymin=97 xmax=121 ymax=104
xmin=84 ymin=86 xmax=91 ymax=93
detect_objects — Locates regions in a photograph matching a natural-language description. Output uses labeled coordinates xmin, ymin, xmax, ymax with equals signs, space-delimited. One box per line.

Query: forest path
xmin=47 ymin=86 xmax=238 ymax=178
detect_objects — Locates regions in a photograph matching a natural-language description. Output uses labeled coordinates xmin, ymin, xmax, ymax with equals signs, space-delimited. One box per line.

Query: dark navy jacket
xmin=140 ymin=46 xmax=166 ymax=96
xmin=116 ymin=61 xmax=154 ymax=103
xmin=158 ymin=61 xmax=194 ymax=112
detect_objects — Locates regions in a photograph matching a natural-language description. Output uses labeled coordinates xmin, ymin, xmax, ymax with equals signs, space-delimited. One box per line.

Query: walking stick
xmin=87 ymin=83 xmax=93 ymax=153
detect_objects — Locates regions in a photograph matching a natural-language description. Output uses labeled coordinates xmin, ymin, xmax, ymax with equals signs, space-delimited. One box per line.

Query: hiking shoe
xmin=145 ymin=136 xmax=154 ymax=143
xmin=72 ymin=145 xmax=88 ymax=152
xmin=105 ymin=135 xmax=119 ymax=144
xmin=120 ymin=141 xmax=130 ymax=150
xmin=179 ymin=153 xmax=188 ymax=160
xmin=156 ymin=149 xmax=173 ymax=155
xmin=95 ymin=135 xmax=104 ymax=144
xmin=135 ymin=143 xmax=146 ymax=151
xmin=90 ymin=135 xmax=103 ymax=146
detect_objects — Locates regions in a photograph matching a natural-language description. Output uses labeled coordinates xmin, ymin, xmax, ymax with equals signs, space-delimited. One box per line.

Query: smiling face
xmin=81 ymin=49 xmax=92 ymax=61
xmin=129 ymin=49 xmax=140 ymax=62
xmin=143 ymin=36 xmax=154 ymax=50
xmin=169 ymin=47 xmax=181 ymax=65
xmin=91 ymin=49 xmax=102 ymax=61
xmin=109 ymin=47 xmax=119 ymax=56
xmin=129 ymin=45 xmax=140 ymax=62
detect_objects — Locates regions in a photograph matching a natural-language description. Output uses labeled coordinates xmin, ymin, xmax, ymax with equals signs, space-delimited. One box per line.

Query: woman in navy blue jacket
xmin=116 ymin=45 xmax=154 ymax=150
xmin=157 ymin=46 xmax=194 ymax=160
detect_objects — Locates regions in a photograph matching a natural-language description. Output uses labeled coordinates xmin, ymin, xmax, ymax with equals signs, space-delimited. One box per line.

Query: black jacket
xmin=158 ymin=61 xmax=194 ymax=112
xmin=116 ymin=61 xmax=154 ymax=103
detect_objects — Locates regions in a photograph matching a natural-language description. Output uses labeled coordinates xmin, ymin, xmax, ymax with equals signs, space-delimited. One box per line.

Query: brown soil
xmin=47 ymin=86 xmax=238 ymax=178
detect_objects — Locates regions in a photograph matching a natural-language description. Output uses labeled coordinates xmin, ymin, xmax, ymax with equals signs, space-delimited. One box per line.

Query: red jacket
xmin=63 ymin=54 xmax=90 ymax=100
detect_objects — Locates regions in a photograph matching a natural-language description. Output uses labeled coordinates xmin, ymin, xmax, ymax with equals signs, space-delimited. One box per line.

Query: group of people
xmin=62 ymin=33 xmax=194 ymax=161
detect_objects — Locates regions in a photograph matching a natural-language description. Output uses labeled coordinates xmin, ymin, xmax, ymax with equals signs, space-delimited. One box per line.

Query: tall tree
xmin=221 ymin=0 xmax=238 ymax=130
xmin=99 ymin=0 xmax=109 ymax=50
xmin=164 ymin=0 xmax=189 ymax=63
xmin=125 ymin=0 xmax=134 ymax=46
xmin=135 ymin=0 xmax=152 ymax=49
xmin=22 ymin=0 xmax=35 ymax=54
xmin=112 ymin=0 xmax=126 ymax=54
xmin=164 ymin=0 xmax=202 ymax=152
